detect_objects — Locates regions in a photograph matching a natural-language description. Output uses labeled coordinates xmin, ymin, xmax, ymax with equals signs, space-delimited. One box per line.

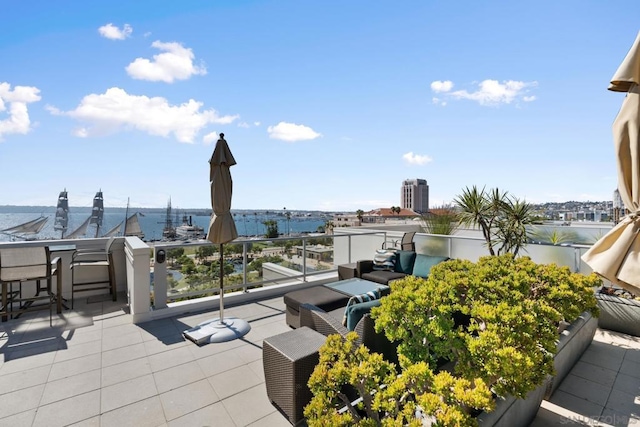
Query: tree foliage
xmin=262 ymin=220 xmax=279 ymax=238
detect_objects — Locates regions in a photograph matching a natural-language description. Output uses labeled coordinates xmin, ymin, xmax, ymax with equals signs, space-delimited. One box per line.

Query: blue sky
xmin=1 ymin=1 xmax=639 ymax=211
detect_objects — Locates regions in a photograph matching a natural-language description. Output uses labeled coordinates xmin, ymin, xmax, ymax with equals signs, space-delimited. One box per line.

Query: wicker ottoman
xmin=263 ymin=326 xmax=327 ymax=425
xmin=338 ymin=262 xmax=358 ymax=280
xmin=284 ymin=286 xmax=350 ymax=328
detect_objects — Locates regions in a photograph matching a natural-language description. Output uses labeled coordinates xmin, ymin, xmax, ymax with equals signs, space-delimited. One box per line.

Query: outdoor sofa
xmin=356 ymin=250 xmax=450 ymax=285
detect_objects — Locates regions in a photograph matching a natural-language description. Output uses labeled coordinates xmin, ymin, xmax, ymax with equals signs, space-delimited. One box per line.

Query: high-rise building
xmin=401 ymin=179 xmax=429 ymax=213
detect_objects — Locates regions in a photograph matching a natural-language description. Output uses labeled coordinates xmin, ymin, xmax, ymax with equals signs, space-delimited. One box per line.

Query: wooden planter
xmin=476 ymin=311 xmax=596 ymax=427
xmin=597 ymin=293 xmax=640 ymax=337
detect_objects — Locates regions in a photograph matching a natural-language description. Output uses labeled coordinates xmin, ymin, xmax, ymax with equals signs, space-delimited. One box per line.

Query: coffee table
xmin=323 ymin=277 xmax=389 ymax=297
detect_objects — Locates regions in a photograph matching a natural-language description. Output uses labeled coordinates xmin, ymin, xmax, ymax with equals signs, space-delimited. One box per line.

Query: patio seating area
xmin=0 ymin=288 xmax=638 ymax=426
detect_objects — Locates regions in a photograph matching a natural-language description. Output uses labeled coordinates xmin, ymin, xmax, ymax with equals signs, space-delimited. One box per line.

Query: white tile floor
xmin=1 ymin=292 xmax=638 ymax=426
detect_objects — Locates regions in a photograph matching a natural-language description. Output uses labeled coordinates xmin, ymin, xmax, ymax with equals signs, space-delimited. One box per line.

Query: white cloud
xmin=203 ymin=132 xmax=218 ymax=145
xmin=50 ymin=87 xmax=239 ymax=143
xmin=254 ymin=121 xmax=261 ymax=126
xmin=98 ymin=23 xmax=133 ymax=40
xmin=237 ymin=122 xmax=250 ymax=128
xmin=0 ymin=82 xmax=41 ymax=140
xmin=403 ymin=152 xmax=433 ymax=165
xmin=126 ymin=41 xmax=206 ymax=83
xmin=267 ymin=122 xmax=321 ymax=142
xmin=523 ymin=95 xmax=536 ymax=102
xmin=449 ymin=79 xmax=538 ymax=106
xmin=432 ymin=97 xmax=447 ymax=106
xmin=430 ymin=80 xmax=453 ymax=93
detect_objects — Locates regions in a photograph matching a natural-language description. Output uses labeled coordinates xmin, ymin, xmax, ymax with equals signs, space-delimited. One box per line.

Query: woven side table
xmin=263 ymin=326 xmax=327 ymax=425
xmin=338 ymin=262 xmax=358 ymax=280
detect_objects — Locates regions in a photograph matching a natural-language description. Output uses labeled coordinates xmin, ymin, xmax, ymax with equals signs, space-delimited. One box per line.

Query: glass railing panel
xmin=449 ymin=236 xmax=487 ymax=262
xmin=413 ymin=234 xmax=450 ymax=257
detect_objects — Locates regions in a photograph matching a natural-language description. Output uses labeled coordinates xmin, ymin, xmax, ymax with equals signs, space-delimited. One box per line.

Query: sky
xmin=1 ymin=1 xmax=639 ymax=212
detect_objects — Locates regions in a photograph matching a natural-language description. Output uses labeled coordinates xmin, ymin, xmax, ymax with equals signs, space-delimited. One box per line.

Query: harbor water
xmin=0 ymin=206 xmax=330 ymax=242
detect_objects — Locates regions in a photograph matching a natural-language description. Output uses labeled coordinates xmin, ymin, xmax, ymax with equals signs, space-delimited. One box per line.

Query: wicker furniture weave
xmin=299 ymin=303 xmax=398 ymax=365
xmin=283 ymin=286 xmax=349 ymax=328
xmin=263 ymin=326 xmax=327 ymax=425
xmin=337 ymin=262 xmax=357 ymax=280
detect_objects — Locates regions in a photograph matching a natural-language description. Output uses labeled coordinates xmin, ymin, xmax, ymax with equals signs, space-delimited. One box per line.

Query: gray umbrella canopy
xmin=183 ymin=133 xmax=250 ymax=344
xmin=207 ymin=133 xmax=238 ymax=244
xmin=582 ymin=31 xmax=640 ymax=295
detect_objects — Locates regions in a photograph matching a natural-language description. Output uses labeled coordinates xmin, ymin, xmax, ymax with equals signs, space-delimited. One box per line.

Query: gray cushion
xmin=284 ymin=286 xmax=350 ymax=312
xmin=362 ymin=270 xmax=407 ymax=285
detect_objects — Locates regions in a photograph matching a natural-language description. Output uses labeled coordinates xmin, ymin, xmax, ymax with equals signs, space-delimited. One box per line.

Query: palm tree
xmin=454 ymin=185 xmax=534 ymax=256
xmin=356 ymin=209 xmax=364 ymax=225
xmin=454 ymin=186 xmax=495 ymax=254
xmin=283 ymin=207 xmax=291 ymax=236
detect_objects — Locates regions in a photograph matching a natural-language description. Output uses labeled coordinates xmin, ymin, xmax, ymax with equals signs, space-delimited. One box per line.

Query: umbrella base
xmin=183 ymin=317 xmax=251 ymax=345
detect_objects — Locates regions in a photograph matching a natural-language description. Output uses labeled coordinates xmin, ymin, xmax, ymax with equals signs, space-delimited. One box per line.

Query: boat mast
xmin=90 ymin=189 xmax=104 ymax=238
xmin=123 ymin=197 xmax=130 ymax=236
xmin=54 ymin=189 xmax=69 ymax=239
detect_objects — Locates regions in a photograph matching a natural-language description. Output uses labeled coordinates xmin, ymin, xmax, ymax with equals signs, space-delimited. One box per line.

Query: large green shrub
xmin=305 ymin=255 xmax=600 ymax=425
xmin=371 ymin=254 xmax=600 ymax=398
xmin=304 ymin=333 xmax=494 ymax=427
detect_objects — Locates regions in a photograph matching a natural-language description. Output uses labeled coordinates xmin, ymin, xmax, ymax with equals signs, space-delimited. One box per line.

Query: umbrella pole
xmin=219 ymin=243 xmax=224 ymax=323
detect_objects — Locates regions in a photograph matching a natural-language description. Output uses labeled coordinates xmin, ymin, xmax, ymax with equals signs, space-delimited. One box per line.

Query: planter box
xmin=477 ymin=378 xmax=549 ymax=427
xmin=547 ymin=311 xmax=597 ymax=397
xmin=477 ymin=311 xmax=596 ymax=427
xmin=597 ymin=293 xmax=640 ymax=337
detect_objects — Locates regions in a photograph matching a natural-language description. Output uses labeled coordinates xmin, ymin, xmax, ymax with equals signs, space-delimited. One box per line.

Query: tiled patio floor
xmin=1 ymin=293 xmax=638 ymax=426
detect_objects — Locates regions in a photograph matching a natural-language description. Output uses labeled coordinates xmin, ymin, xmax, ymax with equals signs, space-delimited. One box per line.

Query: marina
xmin=0 ymin=204 xmax=330 ymax=243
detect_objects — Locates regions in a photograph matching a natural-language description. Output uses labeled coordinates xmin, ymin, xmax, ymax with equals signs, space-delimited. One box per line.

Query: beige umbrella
xmin=582 ymin=31 xmax=640 ymax=295
xmin=184 ymin=133 xmax=250 ymax=344
xmin=207 ymin=133 xmax=238 ymax=246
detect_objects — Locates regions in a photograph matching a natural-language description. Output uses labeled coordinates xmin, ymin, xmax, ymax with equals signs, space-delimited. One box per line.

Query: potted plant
xmin=304 ymin=254 xmax=600 ymax=426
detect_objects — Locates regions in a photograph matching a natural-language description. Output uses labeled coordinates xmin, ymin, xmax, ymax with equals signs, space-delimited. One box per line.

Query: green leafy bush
xmin=305 ymin=255 xmax=600 ymax=425
xmin=304 ymin=333 xmax=494 ymax=427
xmin=371 ymin=254 xmax=599 ymax=398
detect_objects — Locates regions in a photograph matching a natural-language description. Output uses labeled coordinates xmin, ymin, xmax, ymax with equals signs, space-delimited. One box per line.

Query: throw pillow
xmin=373 ymin=249 xmax=396 ymax=271
xmin=342 ymin=289 xmax=381 ymax=328
xmin=344 ymin=299 xmax=382 ymax=331
xmin=394 ymin=250 xmax=417 ymax=274
xmin=412 ymin=254 xmax=449 ymax=278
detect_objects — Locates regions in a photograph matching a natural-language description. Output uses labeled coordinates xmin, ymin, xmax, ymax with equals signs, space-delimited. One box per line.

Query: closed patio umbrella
xmin=183 ymin=133 xmax=251 ymax=344
xmin=582 ymin=31 xmax=640 ymax=295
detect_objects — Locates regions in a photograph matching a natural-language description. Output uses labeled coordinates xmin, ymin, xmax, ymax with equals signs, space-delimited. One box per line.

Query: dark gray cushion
xmin=361 ymin=270 xmax=407 ymax=285
xmin=284 ymin=286 xmax=350 ymax=312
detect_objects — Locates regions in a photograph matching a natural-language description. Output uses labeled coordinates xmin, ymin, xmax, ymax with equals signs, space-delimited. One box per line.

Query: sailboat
xmin=53 ymin=189 xmax=69 ymax=238
xmin=65 ymin=216 xmax=92 ymax=239
xmin=89 ymin=190 xmax=104 ymax=238
xmin=65 ymin=190 xmax=105 ymax=239
xmin=1 ymin=215 xmax=49 ymax=240
xmin=102 ymin=198 xmax=144 ymax=239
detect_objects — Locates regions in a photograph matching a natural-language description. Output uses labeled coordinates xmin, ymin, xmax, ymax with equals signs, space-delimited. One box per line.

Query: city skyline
xmin=1 ymin=1 xmax=639 ymax=210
